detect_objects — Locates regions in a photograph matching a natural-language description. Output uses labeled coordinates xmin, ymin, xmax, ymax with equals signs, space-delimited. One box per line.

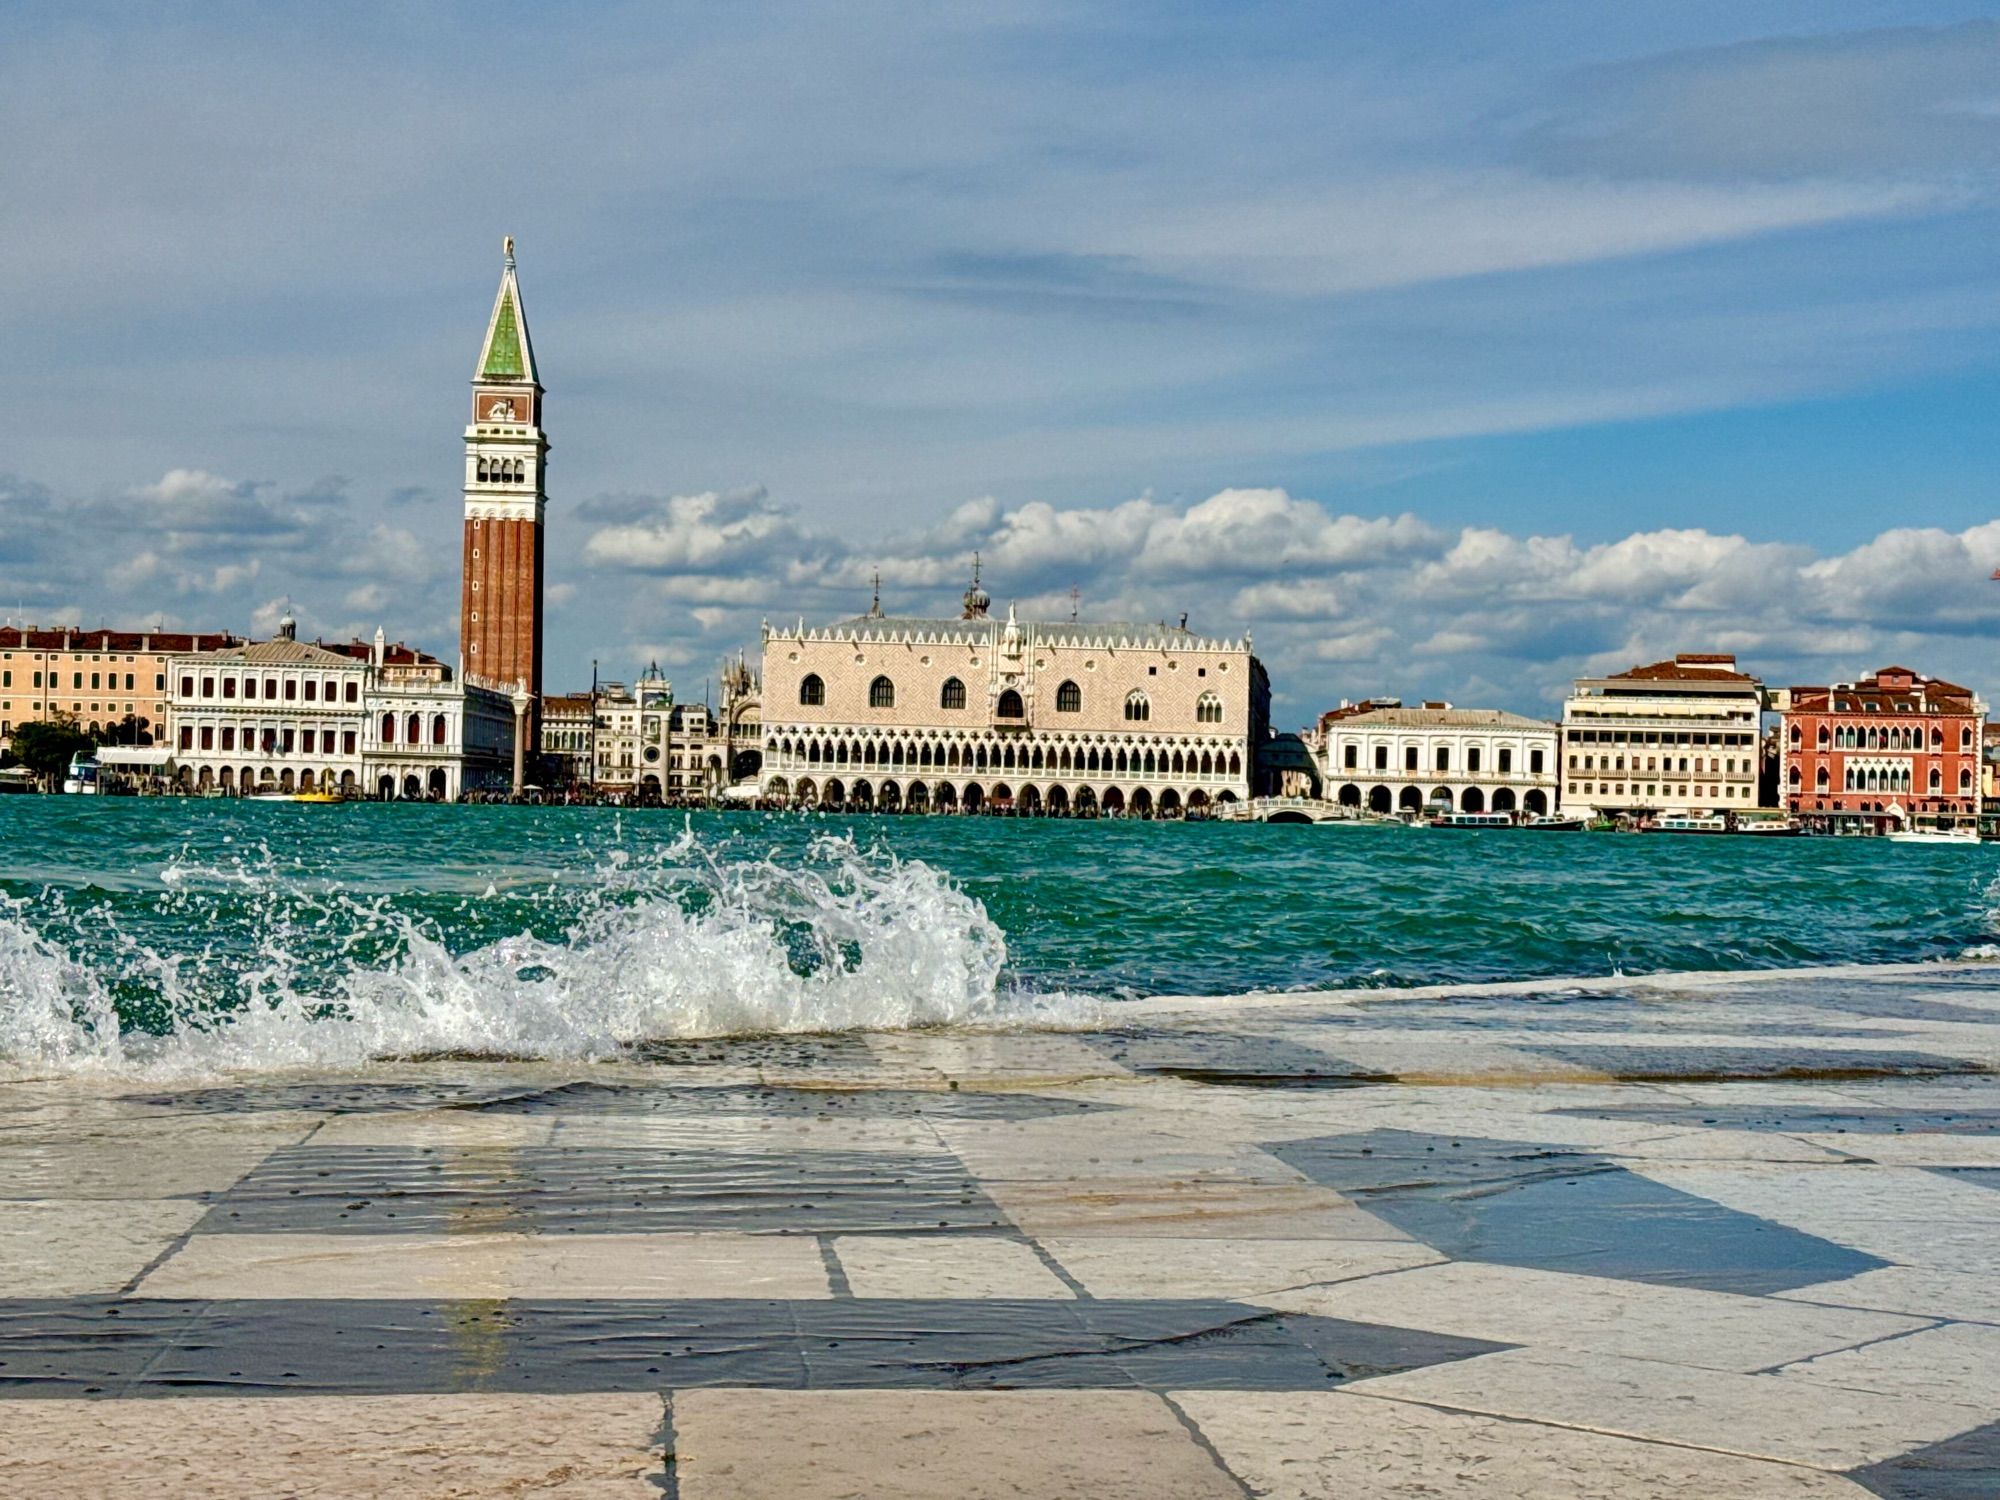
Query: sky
xmin=3 ymin=1 xmax=1998 ymax=723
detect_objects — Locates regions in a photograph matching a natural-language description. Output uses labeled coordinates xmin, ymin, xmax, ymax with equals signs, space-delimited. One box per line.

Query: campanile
xmin=461 ymin=236 xmax=547 ymax=704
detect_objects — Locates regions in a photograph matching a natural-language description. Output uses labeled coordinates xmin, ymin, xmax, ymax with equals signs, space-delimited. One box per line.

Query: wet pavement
xmin=2 ymin=962 xmax=1999 ymax=1496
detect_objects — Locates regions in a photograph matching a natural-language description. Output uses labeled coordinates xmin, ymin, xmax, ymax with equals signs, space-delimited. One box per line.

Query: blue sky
xmin=3 ymin=2 xmax=1998 ymax=719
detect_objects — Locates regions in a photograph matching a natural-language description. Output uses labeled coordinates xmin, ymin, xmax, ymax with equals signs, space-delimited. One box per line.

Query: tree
xmin=10 ymin=717 xmax=94 ymax=788
xmin=99 ymin=713 xmax=152 ymax=747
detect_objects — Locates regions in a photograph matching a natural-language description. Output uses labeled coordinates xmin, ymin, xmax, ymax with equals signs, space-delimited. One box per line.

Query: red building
xmin=1781 ymin=666 xmax=1984 ymax=830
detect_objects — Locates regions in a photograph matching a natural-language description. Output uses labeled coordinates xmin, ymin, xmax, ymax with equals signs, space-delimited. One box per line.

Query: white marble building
xmin=166 ymin=622 xmax=514 ymax=799
xmin=1316 ymin=700 xmax=1558 ymax=817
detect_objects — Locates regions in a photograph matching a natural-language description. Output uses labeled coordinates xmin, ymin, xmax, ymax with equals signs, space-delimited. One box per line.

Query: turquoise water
xmin=2 ymin=798 xmax=1996 ymax=1069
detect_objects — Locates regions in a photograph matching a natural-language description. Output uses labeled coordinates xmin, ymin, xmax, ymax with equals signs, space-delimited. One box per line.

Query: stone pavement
xmin=2 ymin=963 xmax=1998 ymax=1497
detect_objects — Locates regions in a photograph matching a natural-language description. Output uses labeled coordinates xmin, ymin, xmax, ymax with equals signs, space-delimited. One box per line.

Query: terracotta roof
xmin=541 ymin=693 xmax=595 ymax=713
xmin=178 ymin=639 xmax=362 ymax=667
xmin=1319 ymin=706 xmax=1554 ymax=732
xmin=0 ymin=627 xmax=241 ymax=653
xmin=1787 ymin=667 xmax=1979 ymax=715
xmin=1603 ymin=653 xmax=1758 ymax=684
xmin=319 ymin=640 xmax=447 ymax=668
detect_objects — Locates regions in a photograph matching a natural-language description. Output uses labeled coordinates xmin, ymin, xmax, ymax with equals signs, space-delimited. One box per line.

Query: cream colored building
xmin=0 ymin=625 xmax=240 ymax=752
xmin=1317 ymin=700 xmax=1558 ymax=818
xmin=759 ymin=575 xmax=1269 ymax=815
xmin=1562 ymin=653 xmax=1766 ymax=818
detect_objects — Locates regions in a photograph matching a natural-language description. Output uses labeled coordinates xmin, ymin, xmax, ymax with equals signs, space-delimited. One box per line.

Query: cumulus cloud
xmin=570 ymin=481 xmax=2000 ymax=720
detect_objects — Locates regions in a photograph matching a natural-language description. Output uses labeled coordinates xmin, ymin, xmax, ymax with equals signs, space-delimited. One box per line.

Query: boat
xmin=1734 ymin=817 xmax=1803 ymax=836
xmin=245 ymin=791 xmax=344 ymax=804
xmin=1651 ymin=813 xmax=1729 ymax=835
xmin=0 ymin=766 xmax=35 ymax=795
xmin=1428 ymin=811 xmax=1515 ymax=829
xmin=1886 ymin=825 xmax=1981 ymax=845
xmin=61 ymin=753 xmax=100 ymax=795
xmin=1521 ymin=814 xmax=1585 ymax=831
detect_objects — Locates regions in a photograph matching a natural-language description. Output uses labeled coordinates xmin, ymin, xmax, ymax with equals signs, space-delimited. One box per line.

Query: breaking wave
xmin=0 ymin=832 xmax=1096 ymax=1078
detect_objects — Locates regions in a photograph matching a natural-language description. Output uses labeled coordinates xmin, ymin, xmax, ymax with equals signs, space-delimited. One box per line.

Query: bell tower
xmin=461 ymin=235 xmax=546 ymax=706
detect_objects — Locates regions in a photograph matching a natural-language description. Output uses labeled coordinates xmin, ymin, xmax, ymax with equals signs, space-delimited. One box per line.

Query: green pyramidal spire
xmin=475 ymin=236 xmax=538 ymax=384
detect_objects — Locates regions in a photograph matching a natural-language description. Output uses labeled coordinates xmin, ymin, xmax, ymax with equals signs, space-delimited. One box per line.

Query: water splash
xmin=0 ymin=833 xmax=1096 ymax=1077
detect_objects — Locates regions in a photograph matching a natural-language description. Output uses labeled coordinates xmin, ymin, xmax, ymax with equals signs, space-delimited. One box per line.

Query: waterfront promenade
xmin=1 ymin=962 xmax=1996 ymax=1496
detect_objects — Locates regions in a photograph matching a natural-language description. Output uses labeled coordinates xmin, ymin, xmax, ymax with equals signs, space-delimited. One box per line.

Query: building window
xmin=1530 ymin=748 xmax=1544 ymax=775
xmin=381 ymin=713 xmax=396 ymax=744
xmin=997 ymin=688 xmax=1024 ymax=718
xmin=284 ymin=679 xmax=297 ymax=701
xmin=869 ymin=675 xmax=896 ymax=709
xmin=304 ymin=680 xmax=317 ymax=702
xmin=342 ymin=730 xmax=356 ymax=755
xmin=199 ymin=726 xmax=214 ymax=750
xmin=222 ymin=677 xmax=236 ymax=699
xmin=1468 ymin=747 xmax=1482 ymax=774
xmin=941 ymin=677 xmax=966 ymax=710
xmin=180 ymin=676 xmax=193 ymax=697
xmin=1374 ymin=745 xmax=1388 ymax=771
xmin=433 ymin=714 xmax=447 ymax=746
xmin=800 ymin=673 xmax=825 ymax=706
xmin=222 ymin=727 xmax=236 ymax=751
xmin=1435 ymin=746 xmax=1450 ymax=772
xmin=1195 ymin=692 xmax=1222 ymax=724
xmin=1404 ymin=745 xmax=1417 ymax=771
xmin=1344 ymin=743 xmax=1357 ymax=770
xmin=1056 ymin=680 xmax=1081 ymax=713
xmin=179 ymin=726 xmax=192 ymax=751
xmin=345 ymin=681 xmax=358 ymax=703
xmin=1124 ymin=690 xmax=1150 ymax=722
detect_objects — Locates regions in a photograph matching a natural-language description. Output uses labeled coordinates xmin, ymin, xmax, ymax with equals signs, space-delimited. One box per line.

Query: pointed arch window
xmin=869 ymin=675 xmax=896 ymax=709
xmin=1195 ymin=692 xmax=1222 ymax=724
xmin=1124 ymin=690 xmax=1150 ymax=723
xmin=799 ymin=674 xmax=825 ymax=706
xmin=997 ymin=689 xmax=1024 ymax=718
xmin=1056 ymin=680 xmax=1081 ymax=713
xmin=940 ymin=677 xmax=966 ymax=710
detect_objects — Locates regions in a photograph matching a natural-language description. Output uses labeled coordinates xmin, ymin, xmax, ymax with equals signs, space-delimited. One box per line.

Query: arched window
xmin=432 ymin=714 xmax=447 ymax=745
xmin=1124 ymin=690 xmax=1150 ymax=722
xmin=1195 ymin=692 xmax=1222 ymax=724
xmin=997 ymin=688 xmax=1023 ymax=718
xmin=476 ymin=458 xmax=488 ymax=482
xmin=941 ymin=677 xmax=966 ymax=710
xmin=869 ymin=675 xmax=896 ymax=709
xmin=1056 ymin=680 xmax=1081 ymax=713
xmin=380 ymin=713 xmax=395 ymax=743
xmin=406 ymin=712 xmax=422 ymax=744
xmin=799 ymin=673 xmax=825 ymax=706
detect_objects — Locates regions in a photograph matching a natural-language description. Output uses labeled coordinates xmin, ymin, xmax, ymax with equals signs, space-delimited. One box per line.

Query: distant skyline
xmin=4 ymin=2 xmax=1998 ymax=720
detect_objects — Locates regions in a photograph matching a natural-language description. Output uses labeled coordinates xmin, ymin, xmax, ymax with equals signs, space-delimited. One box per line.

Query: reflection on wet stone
xmin=1268 ymin=1128 xmax=1885 ymax=1293
xmin=0 ymin=1297 xmax=1502 ymax=1396
xmin=200 ymin=1146 xmax=1012 ymax=1236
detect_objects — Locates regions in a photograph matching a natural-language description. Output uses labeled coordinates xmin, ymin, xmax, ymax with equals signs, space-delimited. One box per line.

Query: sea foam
xmin=0 ymin=832 xmax=1095 ymax=1077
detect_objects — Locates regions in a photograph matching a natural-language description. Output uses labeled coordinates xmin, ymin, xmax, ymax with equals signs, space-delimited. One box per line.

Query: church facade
xmin=759 ymin=572 xmax=1268 ymax=815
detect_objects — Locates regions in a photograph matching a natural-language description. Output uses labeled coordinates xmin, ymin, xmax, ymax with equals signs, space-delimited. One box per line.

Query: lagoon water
xmin=2 ymin=796 xmax=1996 ymax=1074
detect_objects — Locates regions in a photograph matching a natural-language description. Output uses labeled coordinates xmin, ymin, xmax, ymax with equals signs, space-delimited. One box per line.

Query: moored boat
xmin=1651 ymin=813 xmax=1729 ymax=835
xmin=61 ymin=753 xmax=100 ymax=795
xmin=1522 ymin=814 xmax=1584 ymax=831
xmin=1885 ymin=824 xmax=1981 ymax=844
xmin=1428 ymin=811 xmax=1514 ymax=829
